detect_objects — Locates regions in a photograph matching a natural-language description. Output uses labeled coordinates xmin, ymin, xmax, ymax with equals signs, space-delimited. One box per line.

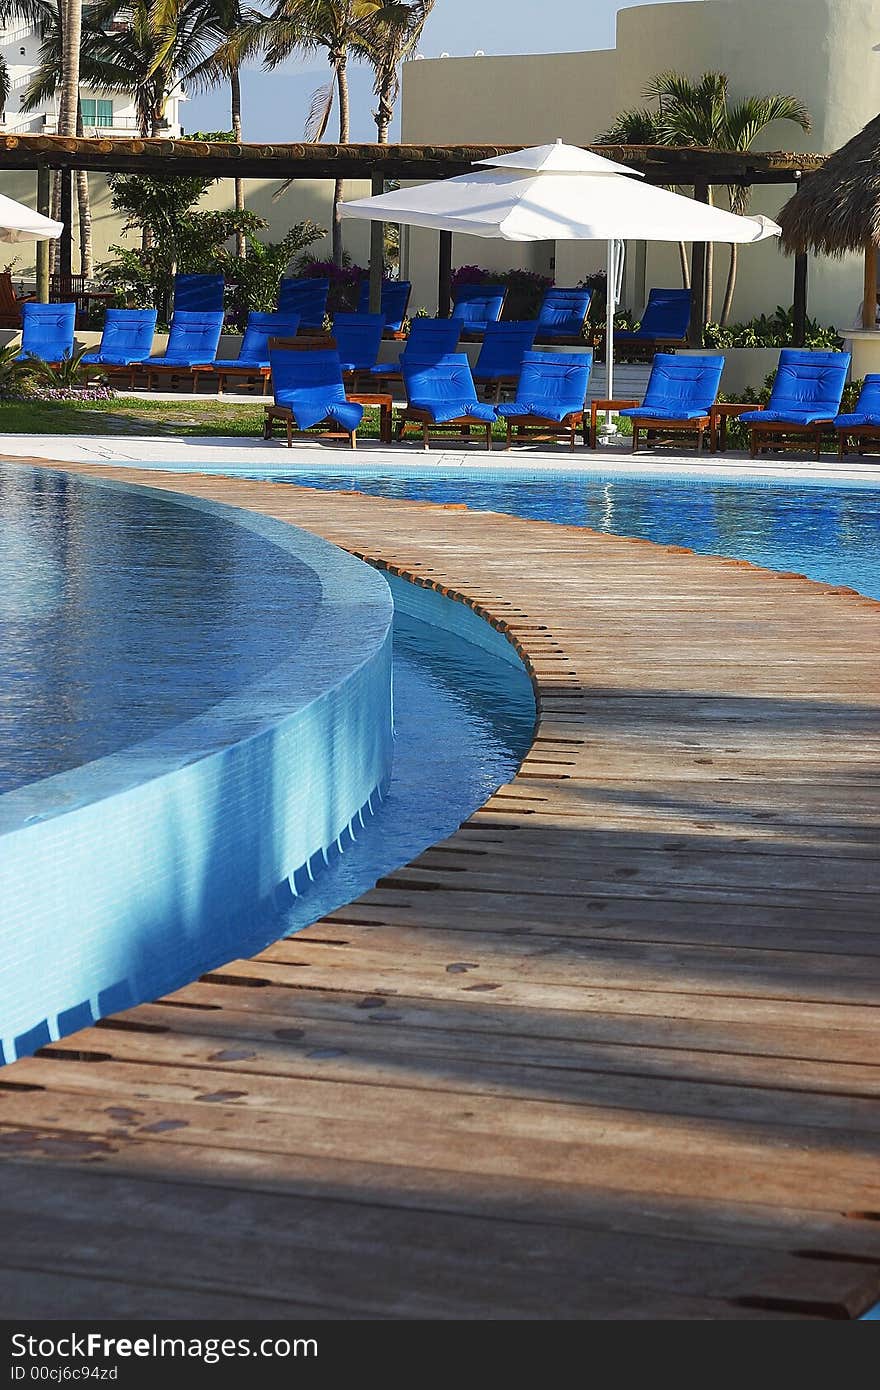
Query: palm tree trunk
xmin=53 ymin=0 xmax=80 ymax=279
xmin=75 ymin=103 xmax=93 ymax=277
xmin=49 ymin=170 xmax=61 ymax=277
xmin=59 ymin=0 xmax=80 ymax=139
xmin=331 ymin=54 xmax=349 ymax=266
xmin=704 ymin=186 xmax=714 ymax=324
xmin=720 ymin=242 xmax=737 ymax=327
xmin=677 ymin=241 xmax=690 ymax=289
xmin=375 ymin=73 xmax=392 ymax=144
xmin=231 ymin=65 xmax=245 ymax=259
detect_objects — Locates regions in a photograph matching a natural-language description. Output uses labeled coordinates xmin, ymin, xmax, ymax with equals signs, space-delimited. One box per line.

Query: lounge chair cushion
xmin=497 ymin=401 xmax=581 ymax=423
xmin=81 ymin=352 xmax=142 ymax=366
xmin=497 ymin=350 xmax=593 ymax=424
xmin=834 ymin=375 xmax=880 ymax=428
xmin=276 ymin=393 xmax=364 ymax=433
xmin=833 ymin=412 xmax=880 ymax=429
xmin=619 ymin=406 xmax=710 ymax=421
xmin=214 ymin=357 xmax=269 ymax=371
xmin=738 ymin=408 xmax=834 ymax=425
xmin=411 ymin=400 xmax=497 ymax=424
xmin=270 ymin=345 xmax=364 ymax=433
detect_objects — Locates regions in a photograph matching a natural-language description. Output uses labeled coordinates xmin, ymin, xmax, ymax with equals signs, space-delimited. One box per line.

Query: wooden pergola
xmin=1 ymin=133 xmax=827 ymax=342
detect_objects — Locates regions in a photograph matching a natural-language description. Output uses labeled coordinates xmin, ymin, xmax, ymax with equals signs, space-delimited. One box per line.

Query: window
xmin=80 ymin=99 xmax=113 ymax=128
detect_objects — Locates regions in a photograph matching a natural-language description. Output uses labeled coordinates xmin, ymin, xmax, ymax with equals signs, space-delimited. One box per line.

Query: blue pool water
xmin=276 ymin=583 xmax=535 ymax=938
xmin=1 ymin=462 xmax=534 ymax=1060
xmin=252 ymin=466 xmax=880 ymax=600
xmin=0 ymin=466 xmax=322 ymax=794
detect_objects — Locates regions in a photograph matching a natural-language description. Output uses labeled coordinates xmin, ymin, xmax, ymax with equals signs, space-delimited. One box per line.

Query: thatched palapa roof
xmin=779 ymin=114 xmax=880 ymax=256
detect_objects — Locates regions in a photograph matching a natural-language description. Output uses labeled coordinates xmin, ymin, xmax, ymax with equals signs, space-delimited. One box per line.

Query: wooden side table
xmin=709 ymin=402 xmax=755 ymax=453
xmin=346 ymin=392 xmax=393 ymax=444
xmin=589 ymin=398 xmax=639 ymax=448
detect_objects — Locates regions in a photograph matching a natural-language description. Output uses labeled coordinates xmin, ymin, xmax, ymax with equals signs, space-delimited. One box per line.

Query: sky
xmin=186 ymin=0 xmax=682 ymax=143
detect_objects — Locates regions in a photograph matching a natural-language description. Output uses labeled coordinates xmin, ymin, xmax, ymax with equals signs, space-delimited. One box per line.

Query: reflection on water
xmin=0 ymin=465 xmax=322 ymax=795
xmin=276 ymin=605 xmax=536 ymax=939
xmin=272 ymin=470 xmax=880 ymax=600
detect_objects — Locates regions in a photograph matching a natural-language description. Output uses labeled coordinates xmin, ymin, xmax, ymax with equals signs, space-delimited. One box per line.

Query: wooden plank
xmin=1 ymin=457 xmax=878 ymax=1320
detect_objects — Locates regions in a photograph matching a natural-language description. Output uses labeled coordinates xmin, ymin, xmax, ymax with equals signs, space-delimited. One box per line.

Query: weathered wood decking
xmin=2 ymin=459 xmax=880 ymax=1320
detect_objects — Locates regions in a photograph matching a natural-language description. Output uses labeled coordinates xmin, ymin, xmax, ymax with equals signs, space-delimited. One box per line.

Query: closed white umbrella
xmin=0 ymin=192 xmax=62 ymax=244
xmin=342 ymin=141 xmax=781 ymax=422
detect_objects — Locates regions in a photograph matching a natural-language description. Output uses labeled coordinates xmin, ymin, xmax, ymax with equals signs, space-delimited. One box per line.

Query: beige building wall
xmin=0 ymin=168 xmax=372 ymax=282
xmin=401 ymin=0 xmax=880 ymax=329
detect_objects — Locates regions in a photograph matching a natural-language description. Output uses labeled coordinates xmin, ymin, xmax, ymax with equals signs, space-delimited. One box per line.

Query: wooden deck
xmin=2 ymin=459 xmax=880 ymax=1321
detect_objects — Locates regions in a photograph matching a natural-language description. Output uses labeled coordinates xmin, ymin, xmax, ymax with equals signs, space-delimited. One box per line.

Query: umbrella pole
xmin=599 ymin=239 xmax=617 ymax=439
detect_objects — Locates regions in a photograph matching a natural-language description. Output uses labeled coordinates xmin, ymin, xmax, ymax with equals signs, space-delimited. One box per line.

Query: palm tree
xmin=599 ymin=105 xmax=690 ymax=291
xmin=155 ymin=0 xmax=262 ymax=257
xmin=225 ymin=1 xmax=381 ymax=264
xmin=601 ymin=72 xmax=811 ymax=325
xmin=360 ymin=0 xmax=433 ymax=143
xmin=16 ymin=0 xmax=96 ymax=273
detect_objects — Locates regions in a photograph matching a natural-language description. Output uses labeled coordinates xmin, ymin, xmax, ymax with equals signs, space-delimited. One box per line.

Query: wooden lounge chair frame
xmin=396 ymin=407 xmax=493 ymax=451
xmin=0 ymin=271 xmax=35 ymax=329
xmin=630 ymin=415 xmax=715 ymax=454
xmin=740 ymin=406 xmax=834 ymax=459
xmin=836 ymin=424 xmax=880 ymax=459
xmin=263 ymin=404 xmax=358 ymax=449
xmin=144 ymin=363 xmax=211 ymax=392
xmin=504 ymin=411 xmax=588 ymax=451
xmin=192 ymin=363 xmax=272 ymax=396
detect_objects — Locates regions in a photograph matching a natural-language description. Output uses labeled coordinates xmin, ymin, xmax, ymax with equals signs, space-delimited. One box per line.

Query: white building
xmin=0 ymin=17 xmax=186 ymax=137
xmin=400 ymin=0 xmax=880 ymax=330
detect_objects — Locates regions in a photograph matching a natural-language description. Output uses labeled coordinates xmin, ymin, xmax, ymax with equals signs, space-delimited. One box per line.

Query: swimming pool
xmin=0 ymin=463 xmax=534 ymax=1062
xmin=255 ymin=465 xmax=880 ymax=601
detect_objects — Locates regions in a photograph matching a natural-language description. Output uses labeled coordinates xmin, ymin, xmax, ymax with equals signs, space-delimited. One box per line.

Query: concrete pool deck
xmin=0 ymin=431 xmax=879 ymax=487
xmin=0 ymin=457 xmax=879 ymax=1319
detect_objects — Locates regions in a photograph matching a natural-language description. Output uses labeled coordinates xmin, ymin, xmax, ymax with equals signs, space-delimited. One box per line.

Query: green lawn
xmin=0 ymin=394 xmax=630 ymax=442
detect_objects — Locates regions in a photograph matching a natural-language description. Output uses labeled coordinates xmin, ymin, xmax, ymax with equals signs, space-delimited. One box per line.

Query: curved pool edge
xmin=2 ymin=460 xmax=879 ymax=1321
xmin=0 ymin=466 xmax=395 ymax=1064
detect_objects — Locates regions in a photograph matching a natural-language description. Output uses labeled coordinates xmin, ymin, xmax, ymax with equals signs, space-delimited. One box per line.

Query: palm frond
xmin=304 ymin=78 xmax=334 ymax=141
xmin=597 ymin=107 xmax=663 ymax=145
xmin=724 ymin=93 xmax=812 ymax=150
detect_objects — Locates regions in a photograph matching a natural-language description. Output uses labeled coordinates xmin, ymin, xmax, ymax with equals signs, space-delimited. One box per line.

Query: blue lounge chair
xmin=143 ymin=310 xmax=226 ymax=391
xmin=265 ymin=345 xmax=363 ymax=448
xmin=617 ymin=353 xmax=725 ymax=453
xmin=16 ymin=301 xmax=76 ymax=365
xmin=473 ymin=321 xmax=539 ymax=400
xmin=81 ymin=308 xmax=158 ymax=388
xmin=737 ymin=349 xmax=851 ymax=458
xmin=332 ymin=312 xmax=384 ymax=386
xmin=356 ymin=279 xmax=412 ymax=335
xmin=370 ymin=316 xmax=461 ymax=383
xmin=534 ymin=287 xmax=592 ymax=344
xmin=834 ymin=374 xmax=880 ymax=457
xmin=197 ymin=311 xmax=301 ymax=395
xmin=451 ymin=283 xmax=506 ymax=339
xmin=614 ymin=289 xmax=692 ymax=356
xmin=497 ymin=350 xmax=593 ymax=450
xmin=173 ymin=273 xmax=225 ymax=313
xmin=278 ymin=277 xmax=329 ymax=330
xmin=398 ymin=352 xmax=497 ymax=449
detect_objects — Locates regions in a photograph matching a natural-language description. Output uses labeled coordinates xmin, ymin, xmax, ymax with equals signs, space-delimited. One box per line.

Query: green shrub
xmin=226 ymin=223 xmax=326 ymax=326
xmin=705 ymin=307 xmax=841 ymax=349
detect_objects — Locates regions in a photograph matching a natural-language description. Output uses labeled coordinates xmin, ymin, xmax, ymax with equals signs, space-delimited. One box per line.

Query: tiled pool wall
xmin=0 ymin=473 xmax=395 ymax=1064
xmin=383 ymin=568 xmax=532 ymax=673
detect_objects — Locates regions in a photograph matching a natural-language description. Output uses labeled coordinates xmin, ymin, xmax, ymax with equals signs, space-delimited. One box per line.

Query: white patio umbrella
xmin=0 ymin=192 xmax=62 ymax=243
xmin=342 ymin=141 xmax=781 ymax=425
